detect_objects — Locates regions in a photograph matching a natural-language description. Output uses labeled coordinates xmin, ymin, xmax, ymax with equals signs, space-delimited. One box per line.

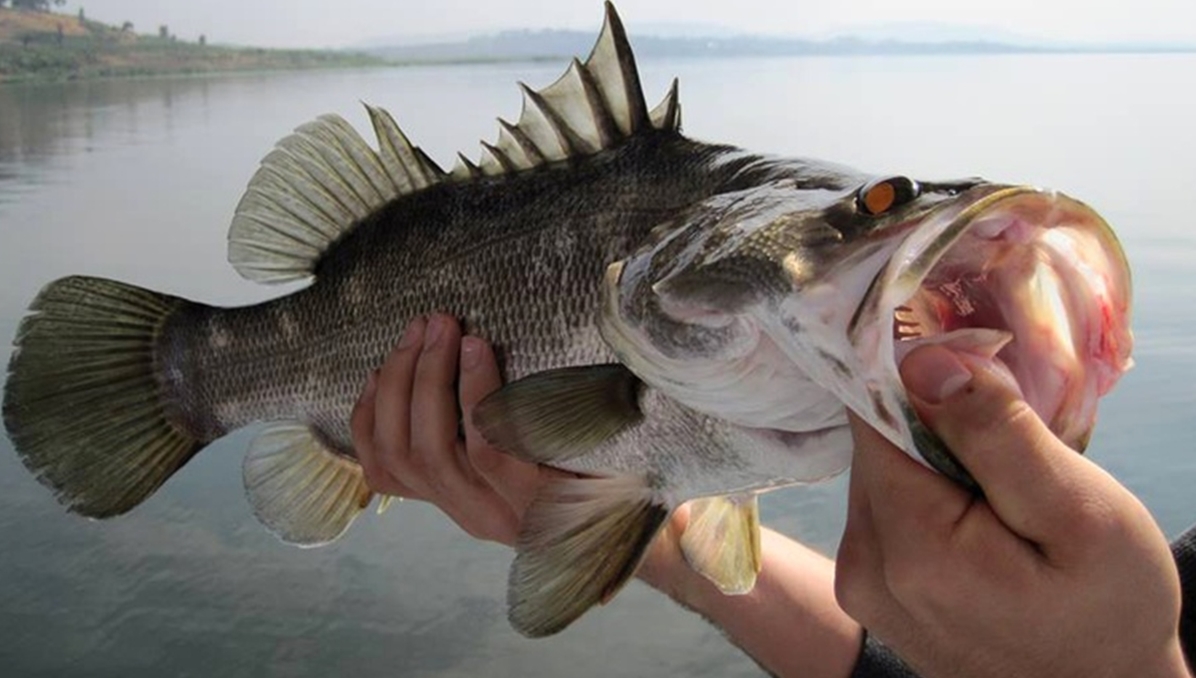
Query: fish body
xmin=1 ymin=3 xmax=1132 ymax=638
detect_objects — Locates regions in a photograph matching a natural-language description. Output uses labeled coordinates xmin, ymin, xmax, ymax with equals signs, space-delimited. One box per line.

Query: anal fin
xmin=242 ymin=423 xmax=372 ymax=547
xmin=508 ymin=474 xmax=667 ymax=637
xmin=680 ymin=493 xmax=762 ymax=595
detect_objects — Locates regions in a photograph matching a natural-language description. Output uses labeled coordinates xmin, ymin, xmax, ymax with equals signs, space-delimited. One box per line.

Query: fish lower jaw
xmin=889 ymin=198 xmax=1132 ymax=450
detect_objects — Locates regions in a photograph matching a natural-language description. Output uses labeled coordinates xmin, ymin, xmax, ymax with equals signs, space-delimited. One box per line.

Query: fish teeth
xmin=894 ymin=305 xmax=924 ymax=340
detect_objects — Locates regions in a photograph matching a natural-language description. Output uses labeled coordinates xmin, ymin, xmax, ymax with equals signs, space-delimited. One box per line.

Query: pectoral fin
xmin=473 ymin=364 xmax=644 ymax=463
xmin=679 ymin=493 xmax=762 ymax=595
xmin=508 ymin=474 xmax=668 ymax=637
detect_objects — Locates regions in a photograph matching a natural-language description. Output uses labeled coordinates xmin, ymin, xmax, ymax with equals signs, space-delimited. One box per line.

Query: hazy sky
xmin=64 ymin=0 xmax=1196 ymax=48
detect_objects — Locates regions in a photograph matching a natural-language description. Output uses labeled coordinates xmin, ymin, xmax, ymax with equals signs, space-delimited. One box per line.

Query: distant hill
xmin=369 ymin=27 xmax=1196 ymax=64
xmin=0 ymin=7 xmax=386 ymax=83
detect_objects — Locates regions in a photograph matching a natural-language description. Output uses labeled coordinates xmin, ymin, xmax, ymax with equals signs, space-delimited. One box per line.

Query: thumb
xmin=899 ymin=345 xmax=1099 ymax=547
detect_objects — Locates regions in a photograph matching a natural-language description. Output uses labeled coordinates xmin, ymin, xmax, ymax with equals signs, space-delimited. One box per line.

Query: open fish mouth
xmin=861 ymin=186 xmax=1133 ymax=485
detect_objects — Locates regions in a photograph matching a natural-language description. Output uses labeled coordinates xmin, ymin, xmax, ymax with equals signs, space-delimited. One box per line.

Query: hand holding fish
xmin=350 ymin=314 xmax=551 ymax=546
xmin=837 ymin=345 xmax=1190 ymax=678
xmin=351 ymin=315 xmax=866 ymax=678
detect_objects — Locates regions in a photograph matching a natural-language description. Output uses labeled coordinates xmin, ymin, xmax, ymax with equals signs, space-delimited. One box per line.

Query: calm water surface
xmin=1 ymin=54 xmax=1194 ymax=677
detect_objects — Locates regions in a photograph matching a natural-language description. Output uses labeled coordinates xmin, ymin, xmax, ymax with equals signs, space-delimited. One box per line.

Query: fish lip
xmin=855 ymin=184 xmax=1133 ymax=486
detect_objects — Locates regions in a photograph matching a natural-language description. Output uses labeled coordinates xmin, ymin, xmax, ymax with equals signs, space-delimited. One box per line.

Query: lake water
xmin=1 ymin=53 xmax=1194 ymax=677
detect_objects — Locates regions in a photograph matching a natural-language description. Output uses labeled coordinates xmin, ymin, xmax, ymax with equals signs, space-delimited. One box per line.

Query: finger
xmin=372 ymin=317 xmax=426 ymax=494
xmin=351 ymin=369 xmax=417 ymax=497
xmin=459 ymin=335 xmax=544 ymax=515
xmin=350 ymin=371 xmax=384 ymax=486
xmin=410 ymin=314 xmax=474 ymax=496
xmin=900 ymin=345 xmax=1108 ymax=548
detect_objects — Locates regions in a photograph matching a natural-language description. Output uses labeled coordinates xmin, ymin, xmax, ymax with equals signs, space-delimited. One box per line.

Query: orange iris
xmin=863 ymin=181 xmax=897 ymax=215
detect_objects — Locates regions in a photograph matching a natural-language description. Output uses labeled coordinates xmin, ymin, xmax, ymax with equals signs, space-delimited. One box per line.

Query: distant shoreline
xmin=3 ymin=8 xmax=1193 ymax=86
xmin=367 ymin=27 xmax=1196 ymax=64
xmin=0 ymin=8 xmax=389 ymax=84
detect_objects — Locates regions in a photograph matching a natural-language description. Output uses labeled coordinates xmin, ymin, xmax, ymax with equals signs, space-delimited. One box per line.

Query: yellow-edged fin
xmin=242 ymin=423 xmax=372 ymax=547
xmin=679 ymin=494 xmax=762 ymax=595
xmin=473 ymin=364 xmax=644 ymax=463
xmin=508 ymin=474 xmax=668 ymax=637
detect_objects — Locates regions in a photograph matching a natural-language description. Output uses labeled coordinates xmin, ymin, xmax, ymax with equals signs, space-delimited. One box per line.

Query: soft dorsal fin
xmin=228 ymin=2 xmax=682 ymax=284
xmin=450 ymin=1 xmax=682 ymax=180
xmin=228 ymin=108 xmax=446 ymax=284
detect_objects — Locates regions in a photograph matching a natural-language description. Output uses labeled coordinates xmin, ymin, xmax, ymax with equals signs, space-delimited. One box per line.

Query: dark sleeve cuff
xmin=851 ymin=632 xmax=921 ymax=678
xmin=1174 ymin=524 xmax=1196 ymax=667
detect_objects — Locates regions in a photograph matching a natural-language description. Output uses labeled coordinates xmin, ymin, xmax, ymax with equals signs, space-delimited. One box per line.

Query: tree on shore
xmin=10 ymin=0 xmax=67 ymax=10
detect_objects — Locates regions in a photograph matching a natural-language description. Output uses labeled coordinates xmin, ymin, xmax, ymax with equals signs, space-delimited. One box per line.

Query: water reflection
xmin=0 ymin=78 xmax=211 ymax=173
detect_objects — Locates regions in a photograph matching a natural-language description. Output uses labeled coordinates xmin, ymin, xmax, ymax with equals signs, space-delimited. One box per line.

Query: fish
xmin=1 ymin=2 xmax=1132 ymax=639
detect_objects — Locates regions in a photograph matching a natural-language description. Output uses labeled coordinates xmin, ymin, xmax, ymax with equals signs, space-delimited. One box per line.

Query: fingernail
xmin=398 ymin=317 xmax=425 ymax=350
xmin=900 ymin=345 xmax=972 ymax=404
xmin=461 ymin=336 xmax=483 ymax=370
xmin=425 ymin=316 xmax=446 ymax=349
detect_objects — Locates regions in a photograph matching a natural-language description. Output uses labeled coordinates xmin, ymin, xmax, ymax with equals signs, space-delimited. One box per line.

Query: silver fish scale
xmin=157 ymin=136 xmax=761 ymax=460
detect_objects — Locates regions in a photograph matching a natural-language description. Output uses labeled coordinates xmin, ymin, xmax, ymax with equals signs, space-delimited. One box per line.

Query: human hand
xmin=350 ymin=314 xmax=559 ymax=545
xmin=349 ymin=315 xmax=689 ymax=569
xmin=348 ymin=316 xmax=862 ymax=677
xmin=836 ymin=345 xmax=1189 ymax=678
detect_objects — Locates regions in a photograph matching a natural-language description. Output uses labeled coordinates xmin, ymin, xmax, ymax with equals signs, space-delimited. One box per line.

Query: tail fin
xmin=3 ymin=276 xmax=203 ymax=518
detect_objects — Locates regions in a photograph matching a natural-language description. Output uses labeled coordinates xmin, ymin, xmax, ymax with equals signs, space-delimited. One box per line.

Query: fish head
xmin=602 ymin=168 xmax=1132 ymax=487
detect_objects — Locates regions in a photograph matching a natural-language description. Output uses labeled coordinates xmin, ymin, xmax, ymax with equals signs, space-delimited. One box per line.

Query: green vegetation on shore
xmin=0 ymin=7 xmax=389 ymax=83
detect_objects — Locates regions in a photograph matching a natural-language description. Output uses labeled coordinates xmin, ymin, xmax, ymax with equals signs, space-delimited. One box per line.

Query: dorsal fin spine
xmin=607 ymin=6 xmax=649 ymax=134
xmin=498 ymin=119 xmax=546 ymax=166
xmin=479 ymin=141 xmax=516 ymax=175
xmin=650 ymin=78 xmax=682 ymax=132
xmin=572 ymin=57 xmax=619 ymax=150
xmin=519 ymin=84 xmax=584 ymax=158
xmin=453 ymin=153 xmax=482 ymax=180
xmin=414 ymin=148 xmax=446 ymax=183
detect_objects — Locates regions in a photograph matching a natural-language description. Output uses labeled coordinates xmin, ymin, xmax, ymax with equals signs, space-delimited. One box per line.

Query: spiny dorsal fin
xmin=230 ymin=2 xmax=680 ymax=282
xmin=228 ymin=108 xmax=445 ymax=284
xmin=450 ymin=2 xmax=682 ymax=182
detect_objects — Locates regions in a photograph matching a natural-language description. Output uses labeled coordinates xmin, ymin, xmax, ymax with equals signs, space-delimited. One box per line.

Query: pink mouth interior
xmin=891 ymin=208 xmax=1131 ymax=450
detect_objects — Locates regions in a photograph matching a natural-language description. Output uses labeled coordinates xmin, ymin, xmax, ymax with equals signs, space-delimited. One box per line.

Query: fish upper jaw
xmin=840 ymin=185 xmax=1133 ymax=482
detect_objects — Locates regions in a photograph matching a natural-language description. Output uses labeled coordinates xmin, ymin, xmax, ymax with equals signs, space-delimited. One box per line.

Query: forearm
xmin=640 ymin=527 xmax=862 ymax=678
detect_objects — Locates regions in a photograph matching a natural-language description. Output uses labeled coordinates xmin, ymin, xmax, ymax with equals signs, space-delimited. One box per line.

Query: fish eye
xmin=858 ymin=176 xmax=920 ymax=216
